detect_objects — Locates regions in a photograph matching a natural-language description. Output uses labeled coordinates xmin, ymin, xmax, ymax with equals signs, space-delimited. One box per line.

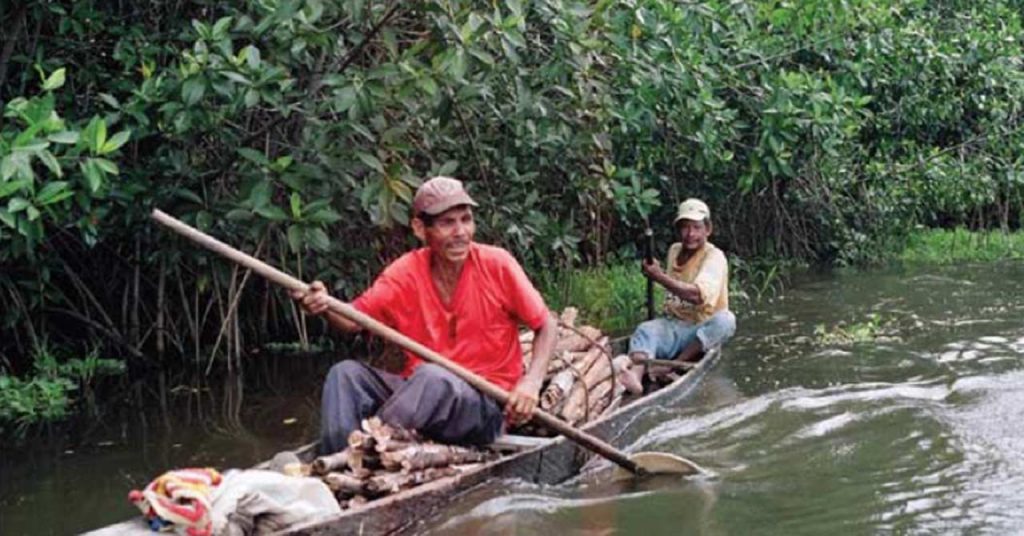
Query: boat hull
xmin=85 ymin=348 xmax=721 ymax=536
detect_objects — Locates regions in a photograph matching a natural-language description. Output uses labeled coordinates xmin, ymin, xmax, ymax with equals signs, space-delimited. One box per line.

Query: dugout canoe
xmin=87 ymin=346 xmax=721 ymax=536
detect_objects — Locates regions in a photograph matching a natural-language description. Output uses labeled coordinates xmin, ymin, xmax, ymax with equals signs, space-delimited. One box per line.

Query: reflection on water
xmin=421 ymin=261 xmax=1024 ymax=535
xmin=2 ymin=261 xmax=1023 ymax=535
xmin=0 ymin=376 xmax=320 ymax=535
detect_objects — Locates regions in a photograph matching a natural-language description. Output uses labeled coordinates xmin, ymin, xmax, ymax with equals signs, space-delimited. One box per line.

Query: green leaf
xmin=213 ymin=16 xmax=233 ymax=38
xmin=270 ymin=155 xmax=293 ymax=172
xmin=47 ymin=131 xmax=79 ymax=144
xmin=335 ymin=86 xmax=357 ymax=112
xmin=225 ymin=209 xmax=251 ymax=221
xmin=468 ymin=48 xmax=495 ymax=67
xmin=13 ymin=141 xmax=48 ymax=154
xmin=42 ymin=68 xmax=66 ymax=91
xmin=83 ymin=116 xmax=107 ymax=154
xmin=38 ymin=150 xmax=62 ymax=177
xmin=173 ymin=188 xmax=203 ymax=204
xmin=237 ymin=148 xmax=269 ymax=166
xmin=243 ymin=45 xmax=261 ymax=70
xmin=99 ymin=130 xmax=131 ymax=155
xmin=287 ymin=224 xmax=303 ymax=253
xmin=306 ymin=227 xmax=330 ymax=251
xmin=80 ymin=159 xmax=104 ymax=192
xmin=196 ymin=210 xmax=212 ymax=230
xmin=8 ymin=197 xmax=30 ymax=213
xmin=249 ymin=180 xmax=272 ymax=207
xmin=92 ymin=158 xmax=119 ymax=175
xmin=254 ymin=205 xmax=287 ymax=221
xmin=26 ymin=205 xmax=40 ymax=221
xmin=0 ymin=179 xmax=29 ymax=198
xmin=35 ymin=181 xmax=71 ymax=205
xmin=389 ymin=178 xmax=412 ymax=203
xmin=98 ymin=93 xmax=120 ymax=108
xmin=244 ymin=89 xmax=259 ymax=107
xmin=1 ymin=154 xmax=32 ymax=181
xmin=182 ymin=78 xmax=206 ymax=105
xmin=436 ymin=159 xmax=460 ymax=176
xmin=306 ymin=208 xmax=342 ymax=224
xmin=0 ymin=208 xmax=14 ymax=229
xmin=357 ymin=152 xmax=384 ymax=173
xmin=417 ymin=77 xmax=438 ymax=97
xmin=290 ymin=192 xmax=302 ymax=219
xmin=222 ymin=71 xmax=251 ymax=85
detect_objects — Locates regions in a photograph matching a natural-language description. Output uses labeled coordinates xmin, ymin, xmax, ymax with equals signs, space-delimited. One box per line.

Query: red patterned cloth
xmin=128 ymin=468 xmax=222 ymax=535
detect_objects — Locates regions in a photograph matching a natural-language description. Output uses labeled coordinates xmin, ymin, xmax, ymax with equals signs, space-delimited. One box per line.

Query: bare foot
xmin=617 ymin=365 xmax=645 ymax=395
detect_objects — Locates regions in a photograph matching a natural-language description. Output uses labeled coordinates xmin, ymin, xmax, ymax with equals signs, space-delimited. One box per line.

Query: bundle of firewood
xmin=520 ymin=308 xmax=629 ymax=433
xmin=305 ymin=417 xmax=496 ymax=509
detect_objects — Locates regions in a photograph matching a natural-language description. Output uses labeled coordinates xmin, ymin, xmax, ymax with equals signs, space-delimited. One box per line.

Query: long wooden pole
xmin=643 ymin=227 xmax=655 ymax=320
xmin=151 ymin=209 xmax=648 ymax=475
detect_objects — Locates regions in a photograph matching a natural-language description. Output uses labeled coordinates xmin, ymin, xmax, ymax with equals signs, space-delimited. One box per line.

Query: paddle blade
xmin=612 ymin=451 xmax=706 ymax=481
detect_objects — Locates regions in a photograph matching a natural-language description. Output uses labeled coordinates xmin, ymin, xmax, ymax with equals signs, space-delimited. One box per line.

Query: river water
xmin=421 ymin=261 xmax=1024 ymax=535
xmin=2 ymin=261 xmax=1023 ymax=534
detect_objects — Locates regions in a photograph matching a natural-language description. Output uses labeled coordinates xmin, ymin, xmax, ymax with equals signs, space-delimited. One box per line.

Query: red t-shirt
xmin=352 ymin=243 xmax=549 ymax=391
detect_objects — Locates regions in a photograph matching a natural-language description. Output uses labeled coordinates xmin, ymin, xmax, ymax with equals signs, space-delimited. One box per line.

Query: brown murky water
xmin=2 ymin=261 xmax=1023 ymax=535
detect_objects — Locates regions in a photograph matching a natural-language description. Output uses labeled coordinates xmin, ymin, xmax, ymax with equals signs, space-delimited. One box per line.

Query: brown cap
xmin=413 ymin=176 xmax=478 ymax=216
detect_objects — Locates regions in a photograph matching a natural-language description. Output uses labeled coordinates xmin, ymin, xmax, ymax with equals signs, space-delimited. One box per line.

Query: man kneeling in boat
xmin=293 ymin=176 xmax=558 ymax=455
xmin=619 ymin=198 xmax=736 ymax=394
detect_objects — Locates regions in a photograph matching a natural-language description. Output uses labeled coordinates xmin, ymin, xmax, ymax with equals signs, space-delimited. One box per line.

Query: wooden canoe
xmin=86 ymin=347 xmax=720 ymax=536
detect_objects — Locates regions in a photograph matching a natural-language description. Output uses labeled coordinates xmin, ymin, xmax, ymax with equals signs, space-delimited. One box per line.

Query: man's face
xmin=677 ymin=218 xmax=711 ymax=251
xmin=417 ymin=205 xmax=476 ymax=264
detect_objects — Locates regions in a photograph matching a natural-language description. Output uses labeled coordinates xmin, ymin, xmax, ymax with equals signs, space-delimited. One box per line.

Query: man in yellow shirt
xmin=619 ymin=198 xmax=736 ymax=394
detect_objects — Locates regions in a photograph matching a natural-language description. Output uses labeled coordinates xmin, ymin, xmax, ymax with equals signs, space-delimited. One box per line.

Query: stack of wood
xmin=305 ymin=417 xmax=496 ymax=509
xmin=520 ymin=308 xmax=629 ymax=432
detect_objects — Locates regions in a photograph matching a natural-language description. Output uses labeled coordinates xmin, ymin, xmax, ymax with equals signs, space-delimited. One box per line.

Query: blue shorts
xmin=628 ymin=310 xmax=736 ymax=359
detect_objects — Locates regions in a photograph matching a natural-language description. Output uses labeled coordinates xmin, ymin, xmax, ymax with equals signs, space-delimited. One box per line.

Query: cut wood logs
xmin=381 ymin=444 xmax=492 ymax=472
xmin=519 ymin=309 xmax=640 ymax=429
xmin=304 ymin=418 xmax=497 ymax=509
xmin=311 ymin=449 xmax=351 ymax=476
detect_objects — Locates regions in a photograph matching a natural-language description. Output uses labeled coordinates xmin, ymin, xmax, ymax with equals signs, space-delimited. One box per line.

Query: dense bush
xmin=1 ymin=0 xmax=1022 ymax=384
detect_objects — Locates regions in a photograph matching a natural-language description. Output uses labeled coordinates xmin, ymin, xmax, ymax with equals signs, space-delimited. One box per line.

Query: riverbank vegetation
xmin=901 ymin=228 xmax=1024 ymax=265
xmin=2 ymin=0 xmax=1024 ymax=430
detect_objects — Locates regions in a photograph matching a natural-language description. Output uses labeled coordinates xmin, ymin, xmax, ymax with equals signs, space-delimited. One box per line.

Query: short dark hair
xmin=414 ymin=204 xmax=473 ymax=227
xmin=415 ymin=212 xmax=437 ymax=226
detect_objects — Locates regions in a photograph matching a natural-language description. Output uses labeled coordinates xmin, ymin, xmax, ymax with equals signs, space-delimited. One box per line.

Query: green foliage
xmin=0 ymin=69 xmax=130 ymax=258
xmin=1 ymin=0 xmax=1023 ymax=380
xmin=729 ymin=256 xmax=800 ymax=305
xmin=0 ymin=344 xmax=123 ymax=434
xmin=539 ymin=254 xmax=792 ymax=335
xmin=540 ymin=263 xmax=660 ymax=336
xmin=0 ymin=374 xmax=75 ymax=434
xmin=900 ymin=228 xmax=1024 ymax=264
xmin=814 ymin=313 xmax=888 ymax=345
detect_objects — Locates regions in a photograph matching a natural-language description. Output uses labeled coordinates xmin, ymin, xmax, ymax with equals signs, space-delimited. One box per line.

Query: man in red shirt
xmin=294 ymin=176 xmax=557 ymax=454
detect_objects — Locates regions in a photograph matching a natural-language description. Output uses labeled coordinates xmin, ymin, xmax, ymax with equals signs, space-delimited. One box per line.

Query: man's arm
xmin=642 ymin=259 xmax=704 ymax=305
xmin=291 ymin=280 xmax=362 ymax=333
xmin=506 ymin=312 xmax=558 ymax=425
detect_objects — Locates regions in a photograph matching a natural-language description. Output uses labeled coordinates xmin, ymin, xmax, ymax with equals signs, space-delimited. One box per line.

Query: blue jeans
xmin=628 ymin=310 xmax=736 ymax=360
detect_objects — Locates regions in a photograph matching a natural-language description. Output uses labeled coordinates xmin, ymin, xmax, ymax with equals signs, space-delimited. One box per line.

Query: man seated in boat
xmin=618 ymin=198 xmax=736 ymax=394
xmin=292 ymin=176 xmax=558 ymax=455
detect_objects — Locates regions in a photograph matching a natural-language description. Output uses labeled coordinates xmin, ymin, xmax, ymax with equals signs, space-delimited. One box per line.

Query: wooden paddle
xmin=151 ymin=209 xmax=704 ymax=477
xmin=643 ymin=227 xmax=656 ymax=320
